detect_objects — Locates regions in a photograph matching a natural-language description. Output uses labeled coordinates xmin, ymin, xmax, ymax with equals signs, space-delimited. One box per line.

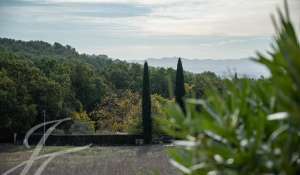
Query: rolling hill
xmin=129 ymin=57 xmax=270 ymax=78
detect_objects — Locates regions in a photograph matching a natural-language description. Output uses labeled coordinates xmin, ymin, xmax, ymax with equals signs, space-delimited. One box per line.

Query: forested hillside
xmin=0 ymin=38 xmax=224 ymax=134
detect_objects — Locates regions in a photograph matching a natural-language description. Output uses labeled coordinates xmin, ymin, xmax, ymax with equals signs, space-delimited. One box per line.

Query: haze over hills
xmin=129 ymin=57 xmax=270 ymax=78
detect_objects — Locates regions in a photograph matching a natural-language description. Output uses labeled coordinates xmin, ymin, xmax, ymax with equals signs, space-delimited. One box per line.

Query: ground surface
xmin=0 ymin=144 xmax=179 ymax=175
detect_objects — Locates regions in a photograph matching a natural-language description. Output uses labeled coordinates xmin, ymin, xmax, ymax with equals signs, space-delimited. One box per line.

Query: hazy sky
xmin=0 ymin=0 xmax=299 ymax=60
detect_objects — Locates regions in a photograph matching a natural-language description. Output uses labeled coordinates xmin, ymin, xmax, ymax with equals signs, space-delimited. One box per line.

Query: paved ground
xmin=0 ymin=144 xmax=179 ymax=175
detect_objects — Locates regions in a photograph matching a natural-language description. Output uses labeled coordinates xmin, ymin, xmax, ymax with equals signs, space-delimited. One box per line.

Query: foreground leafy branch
xmin=161 ymin=1 xmax=300 ymax=174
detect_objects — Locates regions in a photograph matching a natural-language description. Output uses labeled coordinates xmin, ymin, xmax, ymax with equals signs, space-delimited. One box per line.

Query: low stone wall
xmin=14 ymin=134 xmax=144 ymax=146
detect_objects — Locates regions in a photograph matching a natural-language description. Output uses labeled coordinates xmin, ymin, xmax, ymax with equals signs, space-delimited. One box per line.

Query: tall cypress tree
xmin=142 ymin=61 xmax=152 ymax=144
xmin=175 ymin=58 xmax=186 ymax=113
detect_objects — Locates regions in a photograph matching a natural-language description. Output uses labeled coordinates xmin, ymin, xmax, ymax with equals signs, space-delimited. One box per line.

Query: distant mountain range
xmin=129 ymin=57 xmax=270 ymax=78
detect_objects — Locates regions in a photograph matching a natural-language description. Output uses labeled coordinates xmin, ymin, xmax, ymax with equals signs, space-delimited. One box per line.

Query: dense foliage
xmin=0 ymin=37 xmax=225 ymax=134
xmin=161 ymin=3 xmax=300 ymax=174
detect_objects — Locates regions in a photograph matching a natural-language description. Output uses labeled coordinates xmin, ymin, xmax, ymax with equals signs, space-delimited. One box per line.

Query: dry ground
xmin=0 ymin=144 xmax=179 ymax=175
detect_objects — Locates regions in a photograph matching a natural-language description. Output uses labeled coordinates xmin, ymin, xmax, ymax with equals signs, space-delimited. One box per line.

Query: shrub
xmin=70 ymin=111 xmax=95 ymax=134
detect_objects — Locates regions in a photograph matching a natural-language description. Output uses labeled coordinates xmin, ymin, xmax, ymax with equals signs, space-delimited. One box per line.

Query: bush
xmin=89 ymin=90 xmax=141 ymax=133
xmin=70 ymin=111 xmax=95 ymax=134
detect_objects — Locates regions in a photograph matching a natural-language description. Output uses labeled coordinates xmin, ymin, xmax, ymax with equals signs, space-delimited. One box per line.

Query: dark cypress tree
xmin=175 ymin=58 xmax=186 ymax=113
xmin=142 ymin=61 xmax=152 ymax=144
xmin=234 ymin=72 xmax=238 ymax=80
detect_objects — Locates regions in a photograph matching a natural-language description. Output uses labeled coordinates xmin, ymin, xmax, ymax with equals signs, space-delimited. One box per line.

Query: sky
xmin=0 ymin=0 xmax=299 ymax=60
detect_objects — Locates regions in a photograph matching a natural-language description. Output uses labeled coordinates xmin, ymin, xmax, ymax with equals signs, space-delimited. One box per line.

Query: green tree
xmin=190 ymin=71 xmax=223 ymax=99
xmin=70 ymin=63 xmax=103 ymax=111
xmin=142 ymin=62 xmax=152 ymax=144
xmin=0 ymin=69 xmax=37 ymax=133
xmin=0 ymin=52 xmax=64 ymax=132
xmin=175 ymin=58 xmax=186 ymax=113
